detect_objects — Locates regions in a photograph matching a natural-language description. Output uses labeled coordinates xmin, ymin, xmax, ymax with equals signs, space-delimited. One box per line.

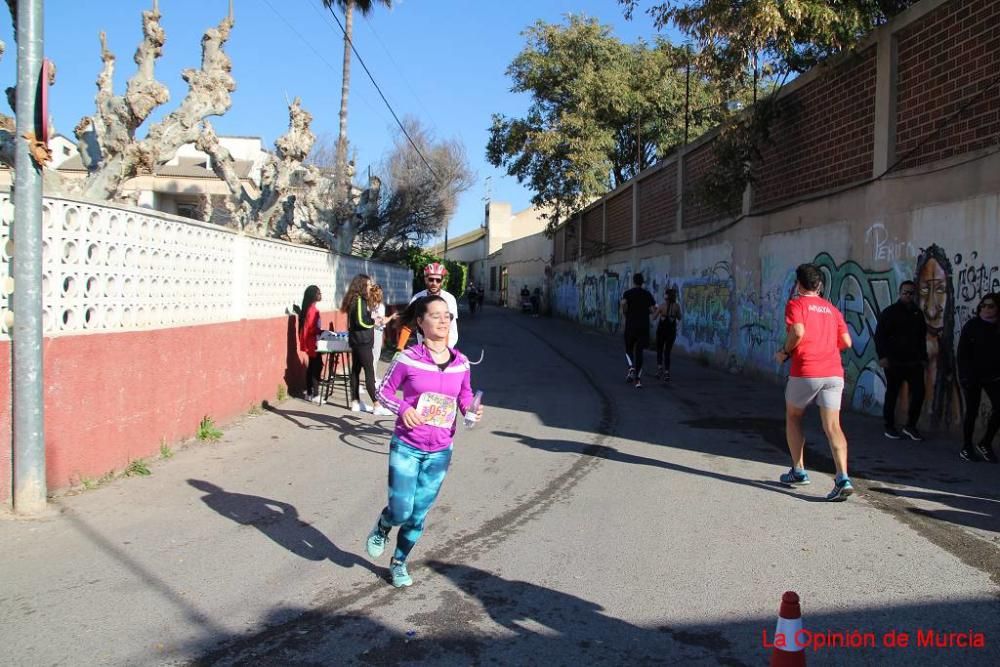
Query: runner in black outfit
xmin=620 ymin=273 xmax=656 ymax=389
xmin=654 ymin=287 xmax=681 ymax=381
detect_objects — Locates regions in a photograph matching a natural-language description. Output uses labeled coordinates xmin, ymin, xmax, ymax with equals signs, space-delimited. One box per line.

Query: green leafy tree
xmin=619 ymin=1 xmax=916 ymax=84
xmin=620 ymin=1 xmax=915 ymax=213
xmin=487 ymin=15 xmax=732 ymax=234
xmin=402 ymin=247 xmax=467 ymax=296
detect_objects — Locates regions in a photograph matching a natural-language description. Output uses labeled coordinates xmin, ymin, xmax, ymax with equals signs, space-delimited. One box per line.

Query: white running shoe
xmin=373 ymin=405 xmax=393 ymax=416
xmin=350 ymin=401 xmax=362 ymax=412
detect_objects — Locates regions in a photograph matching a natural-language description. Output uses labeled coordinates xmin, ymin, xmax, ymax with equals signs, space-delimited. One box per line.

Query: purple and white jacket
xmin=377 ymin=344 xmax=474 ymax=452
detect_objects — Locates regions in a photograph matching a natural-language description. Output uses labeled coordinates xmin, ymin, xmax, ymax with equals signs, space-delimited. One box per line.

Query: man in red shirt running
xmin=774 ymin=263 xmax=855 ymax=501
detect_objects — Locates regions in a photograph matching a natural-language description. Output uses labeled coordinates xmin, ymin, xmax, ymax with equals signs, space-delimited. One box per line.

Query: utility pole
xmin=684 ymin=43 xmax=691 ymax=146
xmin=636 ymin=111 xmax=642 ymax=173
xmin=12 ymin=0 xmax=46 ymax=514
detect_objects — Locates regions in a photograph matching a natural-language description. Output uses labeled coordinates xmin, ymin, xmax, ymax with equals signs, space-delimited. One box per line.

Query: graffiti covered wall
xmin=550 ymin=186 xmax=1000 ymax=433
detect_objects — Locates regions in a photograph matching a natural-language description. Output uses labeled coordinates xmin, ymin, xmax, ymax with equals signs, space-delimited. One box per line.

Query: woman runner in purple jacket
xmin=364 ymin=295 xmax=483 ymax=587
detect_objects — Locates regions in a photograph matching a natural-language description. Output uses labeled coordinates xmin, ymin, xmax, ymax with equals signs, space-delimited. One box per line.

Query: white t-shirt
xmin=410 ymin=289 xmax=459 ymax=347
xmin=371 ymin=303 xmax=386 ymax=356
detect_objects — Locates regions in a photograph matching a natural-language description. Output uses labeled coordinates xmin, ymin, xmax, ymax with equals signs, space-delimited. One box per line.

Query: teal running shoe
xmin=390 ymin=559 xmax=413 ymax=588
xmin=826 ymin=477 xmax=854 ymax=501
xmin=366 ymin=522 xmax=388 ymax=559
xmin=779 ymin=468 xmax=810 ymax=487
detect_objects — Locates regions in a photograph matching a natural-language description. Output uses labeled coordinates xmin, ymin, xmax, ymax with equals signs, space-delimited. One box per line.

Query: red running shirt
xmin=784 ymin=295 xmax=848 ymax=378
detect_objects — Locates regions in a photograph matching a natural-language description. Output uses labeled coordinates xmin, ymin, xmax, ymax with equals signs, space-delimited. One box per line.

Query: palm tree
xmin=321 ymin=0 xmax=393 ymax=198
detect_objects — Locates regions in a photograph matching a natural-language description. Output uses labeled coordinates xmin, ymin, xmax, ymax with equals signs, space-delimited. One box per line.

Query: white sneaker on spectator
xmin=373 ymin=405 xmax=393 ymax=416
xmin=359 ymin=401 xmax=371 ymax=413
xmin=310 ymin=394 xmax=323 ymax=405
xmin=350 ymin=401 xmax=362 ymax=412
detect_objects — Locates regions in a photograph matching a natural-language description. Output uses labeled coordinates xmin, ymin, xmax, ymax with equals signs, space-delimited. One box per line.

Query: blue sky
xmin=0 ymin=0 xmax=678 ymax=243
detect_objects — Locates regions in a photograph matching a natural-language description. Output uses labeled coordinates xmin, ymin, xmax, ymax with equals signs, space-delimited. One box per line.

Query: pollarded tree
xmin=487 ymin=15 xmax=734 ymax=234
xmin=0 ymin=1 xmax=381 ymax=251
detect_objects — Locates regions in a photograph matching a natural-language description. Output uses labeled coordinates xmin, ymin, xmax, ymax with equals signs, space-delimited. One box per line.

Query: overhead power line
xmin=258 ymin=0 xmax=390 ymax=127
xmin=317 ymin=1 xmax=442 ymax=184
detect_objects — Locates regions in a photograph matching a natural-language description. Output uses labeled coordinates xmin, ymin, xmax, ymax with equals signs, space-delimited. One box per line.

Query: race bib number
xmin=415 ymin=392 xmax=457 ymax=429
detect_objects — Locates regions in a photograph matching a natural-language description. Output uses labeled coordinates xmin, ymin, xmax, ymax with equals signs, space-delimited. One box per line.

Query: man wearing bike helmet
xmin=409 ymin=262 xmax=459 ymax=347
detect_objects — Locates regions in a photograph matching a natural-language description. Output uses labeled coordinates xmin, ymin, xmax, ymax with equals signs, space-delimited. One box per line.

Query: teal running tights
xmin=377 ymin=435 xmax=452 ymax=562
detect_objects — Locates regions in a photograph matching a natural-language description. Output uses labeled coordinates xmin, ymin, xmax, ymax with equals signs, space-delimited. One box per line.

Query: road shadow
xmin=263 ymin=402 xmax=392 ymax=454
xmin=185 ymin=559 xmax=1000 ymax=666
xmin=187 ymin=479 xmax=379 ymax=575
xmin=487 ymin=310 xmax=1000 ymax=539
xmin=490 ymin=430 xmax=822 ymax=502
xmin=867 ymin=485 xmax=999 ymax=534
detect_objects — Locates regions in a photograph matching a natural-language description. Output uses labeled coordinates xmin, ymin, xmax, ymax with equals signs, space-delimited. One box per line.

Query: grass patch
xmin=124 ymin=458 xmax=151 ymax=477
xmin=159 ymin=439 xmax=174 ymax=459
xmin=98 ymin=470 xmax=116 ymax=484
xmin=80 ymin=476 xmax=96 ymax=490
xmin=276 ymin=384 xmax=288 ymax=402
xmin=197 ymin=415 xmax=223 ymax=442
xmin=247 ymin=403 xmax=263 ymax=416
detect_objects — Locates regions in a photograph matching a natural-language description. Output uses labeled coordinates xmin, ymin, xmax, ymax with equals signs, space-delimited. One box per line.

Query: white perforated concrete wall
xmin=0 ymin=195 xmax=411 ymax=338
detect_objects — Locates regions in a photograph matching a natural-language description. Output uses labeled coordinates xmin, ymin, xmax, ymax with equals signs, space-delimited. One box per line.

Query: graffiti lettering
xmin=957 ymin=263 xmax=1000 ymax=303
xmin=865 ymin=223 xmax=916 ymax=263
xmin=681 ymin=281 xmax=732 ymax=348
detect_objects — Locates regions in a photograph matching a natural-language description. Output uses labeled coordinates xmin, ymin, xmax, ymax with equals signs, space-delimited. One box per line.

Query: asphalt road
xmin=2 ymin=306 xmax=998 ymax=666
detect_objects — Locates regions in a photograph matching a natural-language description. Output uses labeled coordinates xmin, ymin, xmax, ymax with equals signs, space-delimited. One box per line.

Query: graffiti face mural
xmin=915 ymin=245 xmax=958 ymax=428
xmin=918 ymin=255 xmax=949 ymax=332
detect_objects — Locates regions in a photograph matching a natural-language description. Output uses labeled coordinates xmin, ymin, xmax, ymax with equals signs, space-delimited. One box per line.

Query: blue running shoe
xmin=390 ymin=559 xmax=413 ymax=587
xmin=779 ymin=468 xmax=810 ymax=487
xmin=826 ymin=477 xmax=854 ymax=501
xmin=366 ymin=522 xmax=388 ymax=559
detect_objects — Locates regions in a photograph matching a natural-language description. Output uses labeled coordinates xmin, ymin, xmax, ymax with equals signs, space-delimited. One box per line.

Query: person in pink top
xmin=774 ymin=263 xmax=855 ymax=501
xmin=364 ymin=295 xmax=483 ymax=587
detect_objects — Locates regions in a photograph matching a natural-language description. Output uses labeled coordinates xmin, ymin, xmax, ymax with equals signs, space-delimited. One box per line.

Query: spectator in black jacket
xmin=874 ymin=281 xmax=928 ymax=440
xmin=957 ymin=292 xmax=1000 ymax=463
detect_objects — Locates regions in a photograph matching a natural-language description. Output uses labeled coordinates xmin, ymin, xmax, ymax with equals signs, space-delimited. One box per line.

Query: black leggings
xmin=350 ymin=344 xmax=378 ymax=403
xmin=962 ymin=379 xmax=1000 ymax=448
xmin=882 ymin=363 xmax=925 ymax=429
xmin=305 ymin=354 xmax=324 ymax=397
xmin=624 ymin=331 xmax=649 ymax=376
xmin=656 ymin=322 xmax=677 ymax=370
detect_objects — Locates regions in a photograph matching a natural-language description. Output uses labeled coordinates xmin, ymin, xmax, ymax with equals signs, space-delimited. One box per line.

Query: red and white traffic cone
xmin=770 ymin=591 xmax=806 ymax=666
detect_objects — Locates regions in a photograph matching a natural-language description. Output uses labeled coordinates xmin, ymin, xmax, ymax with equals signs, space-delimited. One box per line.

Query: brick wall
xmin=553 ymin=227 xmax=565 ymax=265
xmin=555 ymin=0 xmax=999 ymax=253
xmin=753 ymin=46 xmax=877 ymax=211
xmin=566 ymin=218 xmax=580 ymax=262
xmin=637 ymin=165 xmax=677 ymax=241
xmin=682 ymin=139 xmax=736 ymax=229
xmin=606 ymin=189 xmax=633 ymax=248
xmin=582 ymin=206 xmax=603 ymax=256
xmin=895 ymin=0 xmax=1000 ymax=170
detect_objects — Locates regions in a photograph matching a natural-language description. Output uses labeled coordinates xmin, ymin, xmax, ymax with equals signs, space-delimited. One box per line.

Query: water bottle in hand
xmin=464 ymin=390 xmax=483 ymax=428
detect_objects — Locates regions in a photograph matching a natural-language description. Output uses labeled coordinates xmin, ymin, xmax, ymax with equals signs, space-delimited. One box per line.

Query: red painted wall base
xmin=0 ymin=309 xmax=354 ymax=506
